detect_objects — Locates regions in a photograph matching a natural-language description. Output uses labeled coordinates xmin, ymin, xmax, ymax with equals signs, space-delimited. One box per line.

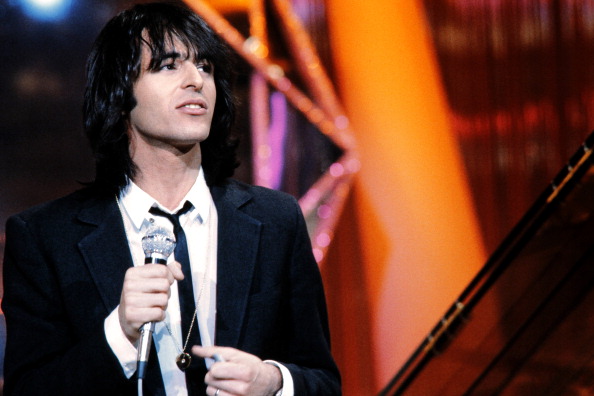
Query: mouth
xmin=177 ymin=99 xmax=208 ymax=110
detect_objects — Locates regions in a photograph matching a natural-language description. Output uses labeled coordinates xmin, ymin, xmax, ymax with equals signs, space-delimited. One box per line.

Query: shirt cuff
xmin=104 ymin=306 xmax=138 ymax=378
xmin=264 ymin=360 xmax=294 ymax=396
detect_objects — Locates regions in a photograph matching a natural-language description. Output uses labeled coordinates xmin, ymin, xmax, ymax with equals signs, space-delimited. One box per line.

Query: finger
xmin=124 ymin=291 xmax=170 ymax=310
xmin=125 ymin=276 xmax=172 ymax=294
xmin=126 ymin=306 xmax=167 ymax=325
xmin=127 ymin=264 xmax=170 ymax=281
xmin=192 ymin=345 xmax=224 ymax=359
xmin=192 ymin=346 xmax=260 ymax=366
xmin=168 ymin=261 xmax=185 ymax=281
xmin=207 ymin=385 xmax=226 ymax=396
xmin=193 ymin=346 xmax=235 ymax=374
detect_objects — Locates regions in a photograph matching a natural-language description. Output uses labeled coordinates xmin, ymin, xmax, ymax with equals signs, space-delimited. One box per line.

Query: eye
xmin=159 ymin=61 xmax=177 ymax=71
xmin=197 ymin=60 xmax=213 ymax=74
xmin=156 ymin=56 xmax=180 ymax=71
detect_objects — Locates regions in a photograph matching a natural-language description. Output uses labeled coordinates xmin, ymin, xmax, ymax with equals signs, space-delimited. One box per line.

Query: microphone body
xmin=137 ymin=225 xmax=176 ymax=380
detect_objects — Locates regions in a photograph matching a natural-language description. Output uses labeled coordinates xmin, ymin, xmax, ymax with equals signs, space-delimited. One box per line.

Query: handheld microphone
xmin=137 ymin=225 xmax=176 ymax=380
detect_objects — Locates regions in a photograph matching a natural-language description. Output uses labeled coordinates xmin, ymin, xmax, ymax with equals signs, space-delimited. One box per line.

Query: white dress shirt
xmin=104 ymin=168 xmax=293 ymax=395
xmin=106 ymin=168 xmax=217 ymax=395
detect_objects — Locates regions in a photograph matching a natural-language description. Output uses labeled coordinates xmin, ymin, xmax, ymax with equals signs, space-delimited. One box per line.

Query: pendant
xmin=176 ymin=352 xmax=192 ymax=371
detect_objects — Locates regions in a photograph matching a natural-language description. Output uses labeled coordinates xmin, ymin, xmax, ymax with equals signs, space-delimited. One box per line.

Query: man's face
xmin=127 ymin=37 xmax=217 ymax=152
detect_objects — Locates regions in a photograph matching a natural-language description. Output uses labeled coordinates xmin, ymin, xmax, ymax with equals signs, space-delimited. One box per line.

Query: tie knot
xmin=149 ymin=201 xmax=193 ymax=229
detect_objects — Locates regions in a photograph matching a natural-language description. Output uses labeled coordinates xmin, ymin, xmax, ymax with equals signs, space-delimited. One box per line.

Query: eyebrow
xmin=148 ymin=51 xmax=182 ymax=70
xmin=148 ymin=48 xmax=210 ymax=71
xmin=159 ymin=51 xmax=183 ymax=62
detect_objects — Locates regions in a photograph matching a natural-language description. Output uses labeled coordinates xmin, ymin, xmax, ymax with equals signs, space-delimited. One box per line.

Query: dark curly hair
xmin=83 ymin=1 xmax=239 ymax=194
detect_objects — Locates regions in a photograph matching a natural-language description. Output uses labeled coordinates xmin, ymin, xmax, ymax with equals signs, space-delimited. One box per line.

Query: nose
xmin=182 ymin=62 xmax=204 ymax=91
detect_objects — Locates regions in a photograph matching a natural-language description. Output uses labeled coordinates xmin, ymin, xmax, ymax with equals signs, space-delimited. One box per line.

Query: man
xmin=1 ymin=2 xmax=341 ymax=395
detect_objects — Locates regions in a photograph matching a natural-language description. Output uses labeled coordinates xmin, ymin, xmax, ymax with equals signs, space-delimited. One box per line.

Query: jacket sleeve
xmin=278 ymin=200 xmax=342 ymax=395
xmin=1 ymin=214 xmax=136 ymax=396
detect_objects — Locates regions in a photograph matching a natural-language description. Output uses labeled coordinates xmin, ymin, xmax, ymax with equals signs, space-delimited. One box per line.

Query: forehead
xmin=143 ymin=31 xmax=186 ymax=52
xmin=139 ymin=30 xmax=199 ymax=65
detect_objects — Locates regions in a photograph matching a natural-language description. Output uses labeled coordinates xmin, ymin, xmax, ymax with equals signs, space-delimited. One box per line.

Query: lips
xmin=176 ymin=98 xmax=208 ymax=114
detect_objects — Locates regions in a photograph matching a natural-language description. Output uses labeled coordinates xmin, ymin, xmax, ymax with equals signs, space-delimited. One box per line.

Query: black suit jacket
xmin=2 ymin=179 xmax=341 ymax=395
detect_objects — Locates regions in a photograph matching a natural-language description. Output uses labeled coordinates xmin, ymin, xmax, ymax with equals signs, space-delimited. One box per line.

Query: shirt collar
xmin=118 ymin=167 xmax=211 ymax=231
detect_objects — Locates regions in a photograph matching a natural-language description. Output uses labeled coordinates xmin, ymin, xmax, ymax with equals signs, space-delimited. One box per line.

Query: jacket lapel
xmin=73 ymin=185 xmax=262 ymax=349
xmin=211 ymin=183 xmax=262 ymax=348
xmin=77 ymin=196 xmax=134 ymax=313
xmin=77 ymin=195 xmax=167 ymax=395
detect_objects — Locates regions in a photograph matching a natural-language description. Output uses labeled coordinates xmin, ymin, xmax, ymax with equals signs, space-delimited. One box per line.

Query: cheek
xmin=204 ymin=79 xmax=217 ymax=103
xmin=128 ymin=97 xmax=164 ymax=133
xmin=131 ymin=92 xmax=165 ymax=122
xmin=132 ymin=78 xmax=168 ymax=112
xmin=208 ymin=89 xmax=217 ymax=119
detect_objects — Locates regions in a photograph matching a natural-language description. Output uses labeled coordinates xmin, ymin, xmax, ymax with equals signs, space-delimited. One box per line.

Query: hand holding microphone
xmin=117 ymin=225 xmax=183 ymax=379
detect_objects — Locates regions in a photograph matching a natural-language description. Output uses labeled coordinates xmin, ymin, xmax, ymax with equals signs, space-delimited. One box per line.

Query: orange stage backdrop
xmin=200 ymin=0 xmax=487 ymax=393
xmin=323 ymin=0 xmax=486 ymax=393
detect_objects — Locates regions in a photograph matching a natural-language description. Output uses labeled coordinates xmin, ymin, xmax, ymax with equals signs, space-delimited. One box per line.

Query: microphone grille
xmin=142 ymin=225 xmax=176 ymax=258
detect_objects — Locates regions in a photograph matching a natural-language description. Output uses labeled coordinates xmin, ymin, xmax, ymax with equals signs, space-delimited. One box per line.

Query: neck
xmin=131 ymin=143 xmax=202 ymax=211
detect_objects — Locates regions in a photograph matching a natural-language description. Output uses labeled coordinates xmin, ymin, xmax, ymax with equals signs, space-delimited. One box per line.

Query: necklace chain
xmin=164 ymin=251 xmax=209 ymax=355
xmin=164 ymin=308 xmax=196 ymax=354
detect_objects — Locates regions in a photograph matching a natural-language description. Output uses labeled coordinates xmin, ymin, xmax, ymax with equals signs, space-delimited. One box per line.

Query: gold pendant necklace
xmin=164 ymin=309 xmax=198 ymax=371
xmin=161 ymin=224 xmax=210 ymax=372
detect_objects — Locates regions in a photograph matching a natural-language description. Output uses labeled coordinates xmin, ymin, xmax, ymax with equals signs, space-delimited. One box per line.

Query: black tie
xmin=149 ymin=202 xmax=202 ymax=351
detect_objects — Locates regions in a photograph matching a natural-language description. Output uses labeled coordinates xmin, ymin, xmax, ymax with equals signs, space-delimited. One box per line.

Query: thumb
xmin=168 ymin=261 xmax=185 ymax=281
xmin=192 ymin=345 xmax=214 ymax=358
